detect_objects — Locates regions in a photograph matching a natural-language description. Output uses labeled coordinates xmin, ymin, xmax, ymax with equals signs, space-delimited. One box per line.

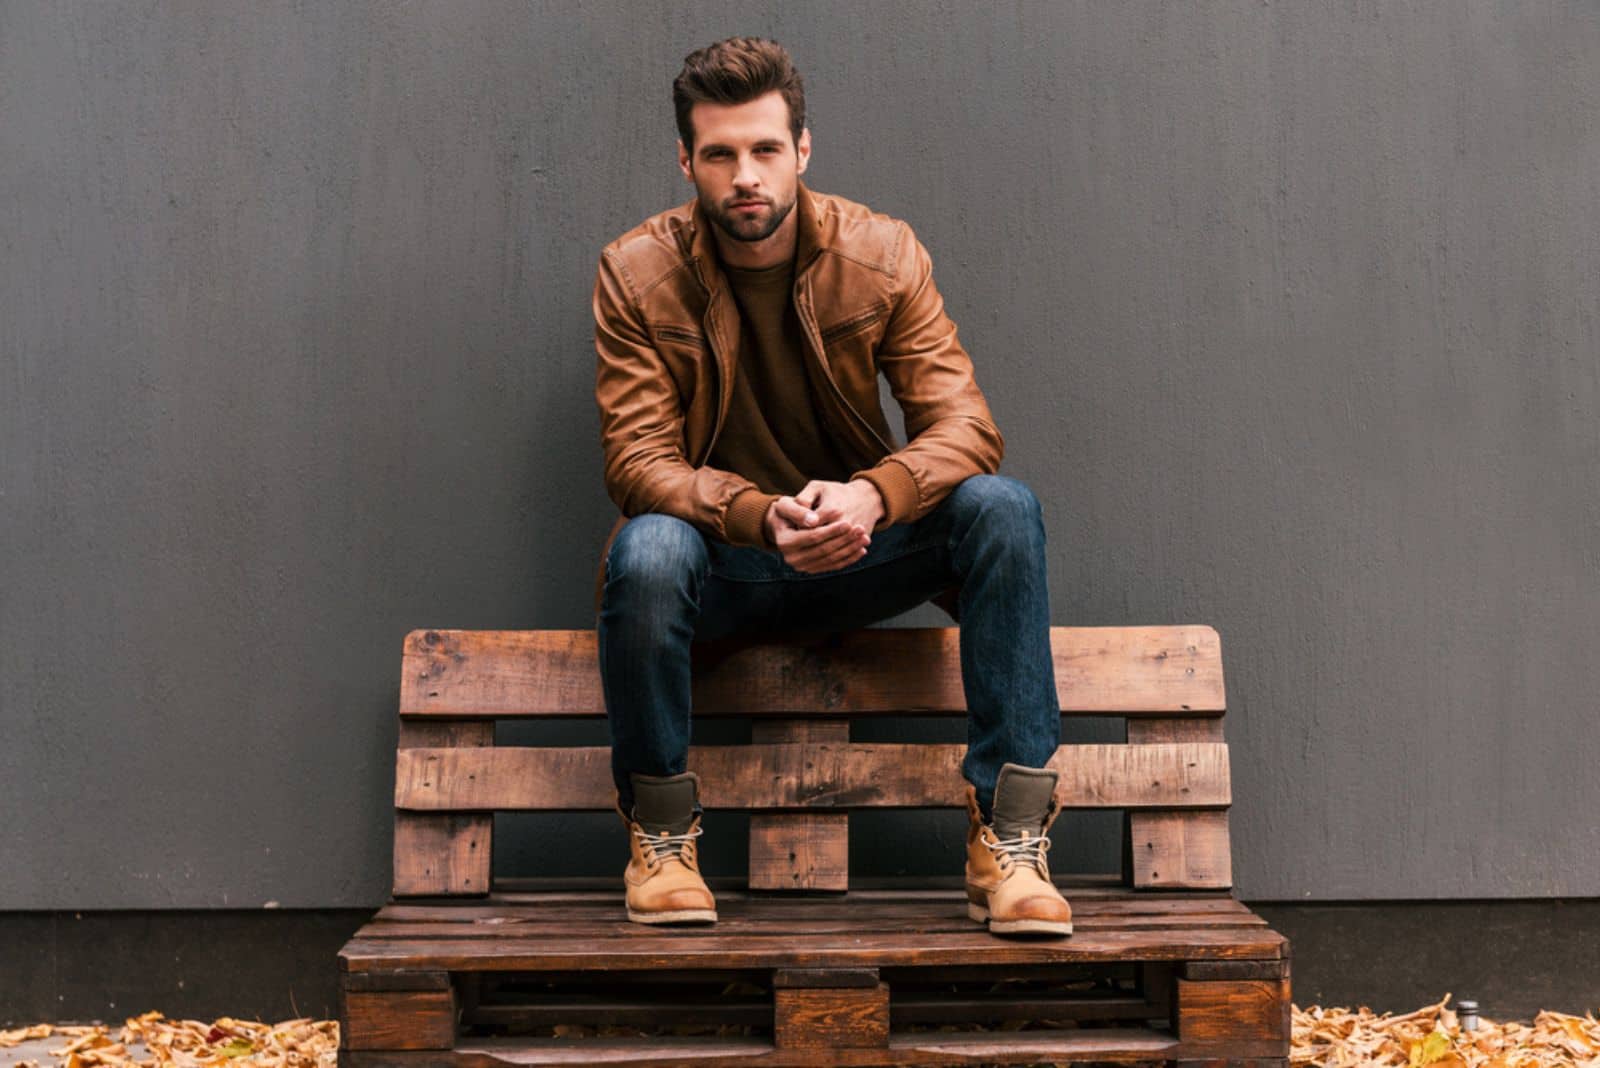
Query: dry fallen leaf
xmin=1293 ymin=993 xmax=1600 ymax=1067
xmin=6 ymin=996 xmax=1599 ymax=1066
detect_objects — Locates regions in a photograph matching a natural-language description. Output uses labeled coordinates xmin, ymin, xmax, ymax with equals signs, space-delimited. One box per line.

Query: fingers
xmin=794 ymin=482 xmax=846 ymax=523
xmin=796 ymin=536 xmax=869 ymax=573
xmin=768 ymin=484 xmax=869 ymax=572
xmin=771 ymin=496 xmax=820 ymax=529
xmin=784 ymin=521 xmax=870 ymax=572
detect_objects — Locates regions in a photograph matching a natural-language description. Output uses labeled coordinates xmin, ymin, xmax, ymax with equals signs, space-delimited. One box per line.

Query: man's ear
xmin=796 ymin=127 xmax=811 ymax=175
xmin=677 ymin=140 xmax=693 ymax=182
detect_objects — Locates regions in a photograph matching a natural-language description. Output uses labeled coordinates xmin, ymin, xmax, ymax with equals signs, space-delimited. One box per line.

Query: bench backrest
xmin=391 ymin=625 xmax=1232 ymax=896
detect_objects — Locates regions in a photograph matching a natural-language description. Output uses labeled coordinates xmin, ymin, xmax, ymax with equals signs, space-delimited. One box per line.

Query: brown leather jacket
xmin=591 ymin=178 xmax=1005 ymax=614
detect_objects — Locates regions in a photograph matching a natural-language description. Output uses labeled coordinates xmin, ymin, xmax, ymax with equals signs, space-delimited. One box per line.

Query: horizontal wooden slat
xmin=394 ymin=742 xmax=1230 ymax=811
xmin=339 ymin=924 xmax=1285 ymax=972
xmin=340 ymin=970 xmax=453 ymax=992
xmin=351 ymin=894 xmax=1269 ymax=939
xmin=371 ymin=895 xmax=1248 ymax=927
xmin=398 ymin=625 xmax=1225 ymax=718
xmin=352 ymin=912 xmax=1267 ymax=941
xmin=343 ymin=1026 xmax=1183 ymax=1066
xmin=371 ymin=893 xmax=1255 ymax=923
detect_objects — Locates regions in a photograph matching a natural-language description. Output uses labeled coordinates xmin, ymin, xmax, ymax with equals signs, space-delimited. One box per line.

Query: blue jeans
xmin=597 ymin=473 xmax=1060 ymax=819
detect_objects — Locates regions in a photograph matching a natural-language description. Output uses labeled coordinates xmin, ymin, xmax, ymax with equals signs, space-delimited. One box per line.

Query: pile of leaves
xmin=0 ymin=1012 xmax=337 ymax=1067
xmin=1292 ymin=992 xmax=1600 ymax=1066
xmin=5 ymin=993 xmax=1600 ymax=1066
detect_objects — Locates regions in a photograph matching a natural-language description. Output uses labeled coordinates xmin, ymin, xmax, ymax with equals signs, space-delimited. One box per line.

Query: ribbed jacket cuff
xmin=852 ymin=459 xmax=919 ymax=531
xmin=724 ymin=488 xmax=782 ymax=548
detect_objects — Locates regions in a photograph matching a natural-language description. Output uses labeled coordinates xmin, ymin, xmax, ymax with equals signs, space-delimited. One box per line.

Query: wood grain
xmin=338 ymin=924 xmax=1287 ymax=972
xmin=394 ymin=741 xmax=1230 ymax=811
xmin=393 ymin=720 xmax=492 ymax=896
xmin=750 ymin=721 xmax=849 ymax=890
xmin=1176 ymin=977 xmax=1293 ymax=1059
xmin=341 ymin=1026 xmax=1183 ymax=1065
xmin=1127 ymin=718 xmax=1233 ymax=889
xmin=1181 ymin=960 xmax=1289 ymax=981
xmin=398 ymin=625 xmax=1225 ymax=718
xmin=341 ymin=986 xmax=456 ymax=1050
xmin=774 ymin=983 xmax=890 ymax=1050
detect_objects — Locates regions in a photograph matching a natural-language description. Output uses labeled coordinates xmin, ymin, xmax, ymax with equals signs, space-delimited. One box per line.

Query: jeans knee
xmin=949 ymin=475 xmax=1045 ymax=542
xmin=604 ymin=514 xmax=708 ymax=599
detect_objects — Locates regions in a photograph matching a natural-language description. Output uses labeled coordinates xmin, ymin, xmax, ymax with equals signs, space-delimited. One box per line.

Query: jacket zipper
xmin=696 ymin=282 xmax=732 ymax=466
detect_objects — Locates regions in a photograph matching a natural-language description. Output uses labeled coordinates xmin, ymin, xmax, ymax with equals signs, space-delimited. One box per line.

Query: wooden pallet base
xmin=338 ymin=882 xmax=1289 ymax=1066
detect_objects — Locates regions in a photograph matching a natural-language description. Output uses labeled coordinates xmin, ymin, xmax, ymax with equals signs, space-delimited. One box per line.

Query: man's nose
xmin=733 ymin=153 xmax=761 ymax=190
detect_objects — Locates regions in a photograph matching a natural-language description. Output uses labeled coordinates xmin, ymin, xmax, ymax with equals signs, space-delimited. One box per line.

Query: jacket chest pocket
xmin=648 ymin=324 xmax=711 ymax=408
xmin=647 ymin=323 xmax=720 ymax=458
xmin=818 ymin=304 xmax=889 ymax=410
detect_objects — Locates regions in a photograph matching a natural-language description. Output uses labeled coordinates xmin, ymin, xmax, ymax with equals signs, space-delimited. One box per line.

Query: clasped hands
xmin=762 ymin=478 xmax=887 ymax=574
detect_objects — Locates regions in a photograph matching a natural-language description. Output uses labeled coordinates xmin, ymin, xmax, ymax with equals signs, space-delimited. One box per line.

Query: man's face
xmin=678 ymin=90 xmax=811 ymax=245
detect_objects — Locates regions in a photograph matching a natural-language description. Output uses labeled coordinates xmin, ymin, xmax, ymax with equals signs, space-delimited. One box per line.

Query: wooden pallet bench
xmin=338 ymin=625 xmax=1291 ymax=1066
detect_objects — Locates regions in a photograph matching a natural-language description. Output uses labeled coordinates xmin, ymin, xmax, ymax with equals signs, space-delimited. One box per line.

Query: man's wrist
xmin=851 ymin=468 xmax=909 ymax=531
xmin=727 ymin=488 xmax=782 ymax=549
xmin=854 ymin=477 xmax=887 ymax=528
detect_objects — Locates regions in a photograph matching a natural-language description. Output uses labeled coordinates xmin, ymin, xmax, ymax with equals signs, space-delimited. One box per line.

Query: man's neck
xmin=710 ymin=207 xmax=799 ymax=271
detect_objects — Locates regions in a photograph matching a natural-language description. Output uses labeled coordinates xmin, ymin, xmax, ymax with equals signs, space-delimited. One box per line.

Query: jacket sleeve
xmin=593 ymin=249 xmax=775 ymax=547
xmin=849 ymin=224 xmax=1005 ymax=529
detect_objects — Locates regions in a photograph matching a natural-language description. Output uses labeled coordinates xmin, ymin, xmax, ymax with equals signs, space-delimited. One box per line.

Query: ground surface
xmin=5 ymin=997 xmax=1600 ymax=1066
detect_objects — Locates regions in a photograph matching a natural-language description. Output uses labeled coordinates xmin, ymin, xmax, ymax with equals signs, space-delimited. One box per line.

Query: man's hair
xmin=673 ymin=37 xmax=806 ymax=156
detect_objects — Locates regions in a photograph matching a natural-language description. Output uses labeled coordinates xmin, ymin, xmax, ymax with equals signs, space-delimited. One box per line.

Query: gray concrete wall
xmin=3 ymin=1 xmax=1595 ymax=909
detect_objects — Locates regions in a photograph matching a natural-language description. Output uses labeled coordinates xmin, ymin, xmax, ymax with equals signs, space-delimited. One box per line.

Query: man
xmin=591 ymin=37 xmax=1071 ymax=937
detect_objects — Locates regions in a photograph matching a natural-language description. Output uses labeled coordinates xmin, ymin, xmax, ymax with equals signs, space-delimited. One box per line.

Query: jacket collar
xmin=687 ymin=177 xmax=825 ymax=295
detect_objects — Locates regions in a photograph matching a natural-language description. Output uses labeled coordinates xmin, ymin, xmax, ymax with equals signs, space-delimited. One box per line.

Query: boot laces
xmin=634 ymin=824 xmax=702 ymax=867
xmin=988 ymin=831 xmax=1051 ymax=877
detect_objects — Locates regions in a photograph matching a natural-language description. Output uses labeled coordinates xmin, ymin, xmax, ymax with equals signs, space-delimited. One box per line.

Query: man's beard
xmin=700 ymin=187 xmax=797 ymax=243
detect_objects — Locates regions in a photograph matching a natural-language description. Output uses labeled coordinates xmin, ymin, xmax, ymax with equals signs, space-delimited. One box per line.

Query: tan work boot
xmin=618 ymin=771 xmax=717 ymax=925
xmin=965 ymin=763 xmax=1074 ymax=936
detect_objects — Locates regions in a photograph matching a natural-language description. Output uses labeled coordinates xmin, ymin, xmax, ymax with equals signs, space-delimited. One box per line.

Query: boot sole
xmin=626 ymin=907 xmax=718 ymax=924
xmin=967 ymin=900 xmax=1073 ymax=936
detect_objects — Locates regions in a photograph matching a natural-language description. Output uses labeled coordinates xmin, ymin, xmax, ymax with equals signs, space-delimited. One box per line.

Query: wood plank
xmin=475 ymin=873 xmax=1210 ymax=898
xmin=890 ymin=991 xmax=1154 ymax=1025
xmin=348 ymin=911 xmax=1268 ymax=942
xmin=1127 ymin=718 xmax=1233 ymax=889
xmin=1182 ymin=960 xmax=1289 ymax=981
xmin=398 ymin=625 xmax=1225 ymax=718
xmin=393 ymin=720 xmax=493 ymax=896
xmin=1130 ymin=811 xmax=1233 ymax=889
xmin=395 ymin=742 xmax=1230 ymax=811
xmin=342 ymin=986 xmax=456 ymax=1050
xmin=466 ymin=997 xmax=768 ymax=1030
xmin=341 ymin=970 xmax=452 ymax=992
xmin=338 ymin=925 xmax=1287 ymax=972
xmin=372 ymin=893 xmax=1254 ymax=923
xmin=749 ymin=721 xmax=849 ymax=890
xmin=343 ymin=1025 xmax=1181 ymax=1065
xmin=774 ymin=982 xmax=890 ymax=1049
xmin=772 ymin=968 xmax=880 ymax=988
xmin=1175 ymin=977 xmax=1292 ymax=1060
